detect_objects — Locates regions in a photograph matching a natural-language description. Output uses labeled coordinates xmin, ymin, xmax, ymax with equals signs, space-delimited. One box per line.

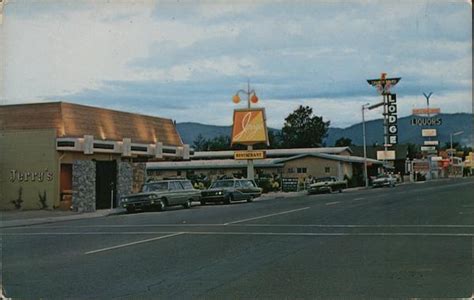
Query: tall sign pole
xmin=246 ymin=81 xmax=255 ymax=180
xmin=232 ymin=81 xmax=269 ymax=180
xmin=367 ymin=73 xmax=401 ymax=172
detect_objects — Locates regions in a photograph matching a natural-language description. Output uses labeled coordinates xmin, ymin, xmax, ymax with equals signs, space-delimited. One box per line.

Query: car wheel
xmin=328 ymin=187 xmax=333 ymax=194
xmin=224 ymin=195 xmax=232 ymax=204
xmin=126 ymin=207 xmax=135 ymax=213
xmin=183 ymin=199 xmax=192 ymax=209
xmin=247 ymin=196 xmax=254 ymax=203
xmin=339 ymin=189 xmax=342 ymax=193
xmin=157 ymin=199 xmax=166 ymax=211
xmin=200 ymin=200 xmax=206 ymax=205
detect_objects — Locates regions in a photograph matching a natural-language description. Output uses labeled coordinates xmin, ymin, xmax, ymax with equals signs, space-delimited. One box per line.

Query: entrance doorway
xmin=95 ymin=160 xmax=117 ymax=209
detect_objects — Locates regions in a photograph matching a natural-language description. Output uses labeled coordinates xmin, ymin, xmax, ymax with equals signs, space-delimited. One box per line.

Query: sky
xmin=1 ymin=0 xmax=472 ymax=129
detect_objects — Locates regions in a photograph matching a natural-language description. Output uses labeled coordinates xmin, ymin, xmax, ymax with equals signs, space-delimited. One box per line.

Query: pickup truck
xmin=307 ymin=176 xmax=347 ymax=194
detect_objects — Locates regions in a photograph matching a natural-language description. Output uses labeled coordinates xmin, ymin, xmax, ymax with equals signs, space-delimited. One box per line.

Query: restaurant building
xmin=0 ymin=102 xmax=188 ymax=211
xmin=147 ymin=148 xmax=382 ymax=186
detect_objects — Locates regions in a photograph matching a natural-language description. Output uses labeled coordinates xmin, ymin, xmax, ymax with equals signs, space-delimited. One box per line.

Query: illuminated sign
xmin=231 ymin=108 xmax=269 ymax=145
xmin=234 ymin=151 xmax=266 ymax=160
xmin=424 ymin=140 xmax=439 ymax=146
xmin=422 ymin=129 xmax=437 ymax=137
xmin=412 ymin=108 xmax=440 ymax=115
xmin=421 ymin=146 xmax=436 ymax=152
xmin=387 ymin=93 xmax=398 ymax=144
xmin=377 ymin=150 xmax=396 ymax=160
xmin=411 ymin=117 xmax=442 ymax=126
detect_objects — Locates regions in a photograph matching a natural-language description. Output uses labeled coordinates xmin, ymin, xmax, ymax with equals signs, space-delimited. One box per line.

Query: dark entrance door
xmin=95 ymin=160 xmax=117 ymax=209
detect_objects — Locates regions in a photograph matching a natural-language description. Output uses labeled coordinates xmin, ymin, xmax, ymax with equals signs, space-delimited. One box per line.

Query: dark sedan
xmin=201 ymin=179 xmax=262 ymax=205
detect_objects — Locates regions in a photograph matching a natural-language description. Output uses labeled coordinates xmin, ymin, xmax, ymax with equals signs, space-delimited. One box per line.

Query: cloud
xmin=2 ymin=0 xmax=471 ymax=132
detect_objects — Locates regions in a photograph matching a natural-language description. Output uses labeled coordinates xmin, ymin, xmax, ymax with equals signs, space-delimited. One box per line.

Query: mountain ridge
xmin=177 ymin=113 xmax=473 ymax=147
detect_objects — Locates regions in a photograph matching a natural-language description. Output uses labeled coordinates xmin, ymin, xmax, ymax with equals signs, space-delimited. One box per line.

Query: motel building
xmin=0 ymin=102 xmax=189 ymax=212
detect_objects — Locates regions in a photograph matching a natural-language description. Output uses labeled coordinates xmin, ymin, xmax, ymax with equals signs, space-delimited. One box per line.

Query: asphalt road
xmin=2 ymin=178 xmax=473 ymax=299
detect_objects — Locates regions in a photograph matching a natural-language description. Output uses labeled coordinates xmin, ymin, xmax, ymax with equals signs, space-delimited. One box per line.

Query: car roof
xmin=145 ymin=180 xmax=189 ymax=184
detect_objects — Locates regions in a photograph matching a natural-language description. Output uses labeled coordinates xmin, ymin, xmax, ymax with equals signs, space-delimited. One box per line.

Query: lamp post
xmin=233 ymin=81 xmax=259 ymax=180
xmin=362 ymin=103 xmax=370 ymax=188
xmin=450 ymin=131 xmax=464 ymax=158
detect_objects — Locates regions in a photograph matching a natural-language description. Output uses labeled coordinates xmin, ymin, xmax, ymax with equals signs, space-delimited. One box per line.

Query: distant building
xmin=147 ymin=148 xmax=382 ymax=187
xmin=1 ymin=102 xmax=188 ymax=211
xmin=351 ymin=145 xmax=409 ymax=174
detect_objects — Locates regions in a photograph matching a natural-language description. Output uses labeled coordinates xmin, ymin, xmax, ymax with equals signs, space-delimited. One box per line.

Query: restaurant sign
xmin=234 ymin=151 xmax=266 ymax=160
xmin=231 ymin=108 xmax=269 ymax=146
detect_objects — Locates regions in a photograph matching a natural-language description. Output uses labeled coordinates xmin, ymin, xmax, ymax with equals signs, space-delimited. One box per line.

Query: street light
xmin=450 ymin=131 xmax=464 ymax=158
xmin=233 ymin=81 xmax=259 ymax=180
xmin=362 ymin=103 xmax=370 ymax=188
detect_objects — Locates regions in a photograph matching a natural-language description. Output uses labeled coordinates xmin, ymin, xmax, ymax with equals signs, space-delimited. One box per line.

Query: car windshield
xmin=376 ymin=174 xmax=389 ymax=179
xmin=142 ymin=182 xmax=168 ymax=192
xmin=211 ymin=180 xmax=235 ymax=188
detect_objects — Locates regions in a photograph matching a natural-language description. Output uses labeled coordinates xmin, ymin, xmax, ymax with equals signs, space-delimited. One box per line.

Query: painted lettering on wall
xmin=9 ymin=169 xmax=54 ymax=183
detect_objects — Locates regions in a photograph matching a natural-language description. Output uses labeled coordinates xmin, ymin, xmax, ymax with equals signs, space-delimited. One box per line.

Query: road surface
xmin=2 ymin=178 xmax=473 ymax=298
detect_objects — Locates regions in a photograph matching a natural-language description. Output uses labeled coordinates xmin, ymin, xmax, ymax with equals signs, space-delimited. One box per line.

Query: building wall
xmin=117 ymin=162 xmax=133 ymax=202
xmin=342 ymin=162 xmax=353 ymax=179
xmin=146 ymin=167 xmax=280 ymax=182
xmin=72 ymin=160 xmax=95 ymax=212
xmin=281 ymin=157 xmax=351 ymax=180
xmin=0 ymin=129 xmax=59 ymax=210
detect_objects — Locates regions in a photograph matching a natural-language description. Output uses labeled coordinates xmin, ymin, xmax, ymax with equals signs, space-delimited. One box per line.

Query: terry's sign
xmin=9 ymin=169 xmax=54 ymax=183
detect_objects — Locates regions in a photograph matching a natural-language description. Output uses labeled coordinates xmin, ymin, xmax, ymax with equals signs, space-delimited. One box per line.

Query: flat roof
xmin=147 ymin=159 xmax=284 ymax=170
xmin=192 ymin=147 xmax=352 ymax=159
xmin=147 ymin=152 xmax=382 ymax=171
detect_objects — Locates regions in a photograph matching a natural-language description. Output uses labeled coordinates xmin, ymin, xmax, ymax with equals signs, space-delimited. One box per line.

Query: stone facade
xmin=72 ymin=160 xmax=96 ymax=212
xmin=116 ymin=162 xmax=133 ymax=203
xmin=132 ymin=163 xmax=146 ymax=193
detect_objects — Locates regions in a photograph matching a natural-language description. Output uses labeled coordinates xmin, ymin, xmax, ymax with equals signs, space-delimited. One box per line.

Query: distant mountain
xmin=326 ymin=113 xmax=472 ymax=147
xmin=177 ymin=113 xmax=472 ymax=147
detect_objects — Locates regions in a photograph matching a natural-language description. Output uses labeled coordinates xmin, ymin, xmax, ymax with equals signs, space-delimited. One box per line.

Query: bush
xmin=256 ymin=178 xmax=280 ymax=193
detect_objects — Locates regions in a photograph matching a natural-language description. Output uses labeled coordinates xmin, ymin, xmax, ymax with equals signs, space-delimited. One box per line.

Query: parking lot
xmin=2 ymin=178 xmax=473 ymax=298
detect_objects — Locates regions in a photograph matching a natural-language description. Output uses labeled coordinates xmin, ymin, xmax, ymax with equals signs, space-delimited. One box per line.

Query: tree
xmin=334 ymin=137 xmax=352 ymax=147
xmin=192 ymin=134 xmax=209 ymax=151
xmin=280 ymin=105 xmax=330 ymax=148
xmin=207 ymin=135 xmax=232 ymax=151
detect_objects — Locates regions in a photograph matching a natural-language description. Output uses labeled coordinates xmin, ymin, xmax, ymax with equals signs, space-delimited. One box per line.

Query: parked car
xmin=121 ymin=180 xmax=201 ymax=213
xmin=201 ymin=179 xmax=262 ymax=204
xmin=307 ymin=176 xmax=347 ymax=194
xmin=372 ymin=174 xmax=397 ymax=188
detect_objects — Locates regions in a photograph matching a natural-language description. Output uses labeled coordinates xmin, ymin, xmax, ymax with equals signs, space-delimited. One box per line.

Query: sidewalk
xmin=0 ymin=208 xmax=124 ymax=229
xmin=0 ymin=181 xmax=421 ymax=229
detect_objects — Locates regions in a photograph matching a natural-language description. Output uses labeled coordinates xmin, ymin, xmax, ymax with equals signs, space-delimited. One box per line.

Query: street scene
xmin=1 ymin=0 xmax=473 ymax=299
xmin=2 ymin=178 xmax=473 ymax=298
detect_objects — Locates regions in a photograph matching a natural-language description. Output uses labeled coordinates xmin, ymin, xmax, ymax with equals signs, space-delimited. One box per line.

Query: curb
xmin=0 ymin=209 xmax=125 ymax=229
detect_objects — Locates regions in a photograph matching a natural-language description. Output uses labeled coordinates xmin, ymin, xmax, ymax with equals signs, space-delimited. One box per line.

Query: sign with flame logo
xmin=231 ymin=108 xmax=269 ymax=146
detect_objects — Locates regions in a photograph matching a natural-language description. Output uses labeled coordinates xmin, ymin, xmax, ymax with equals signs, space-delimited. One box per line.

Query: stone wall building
xmin=0 ymin=102 xmax=188 ymax=211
